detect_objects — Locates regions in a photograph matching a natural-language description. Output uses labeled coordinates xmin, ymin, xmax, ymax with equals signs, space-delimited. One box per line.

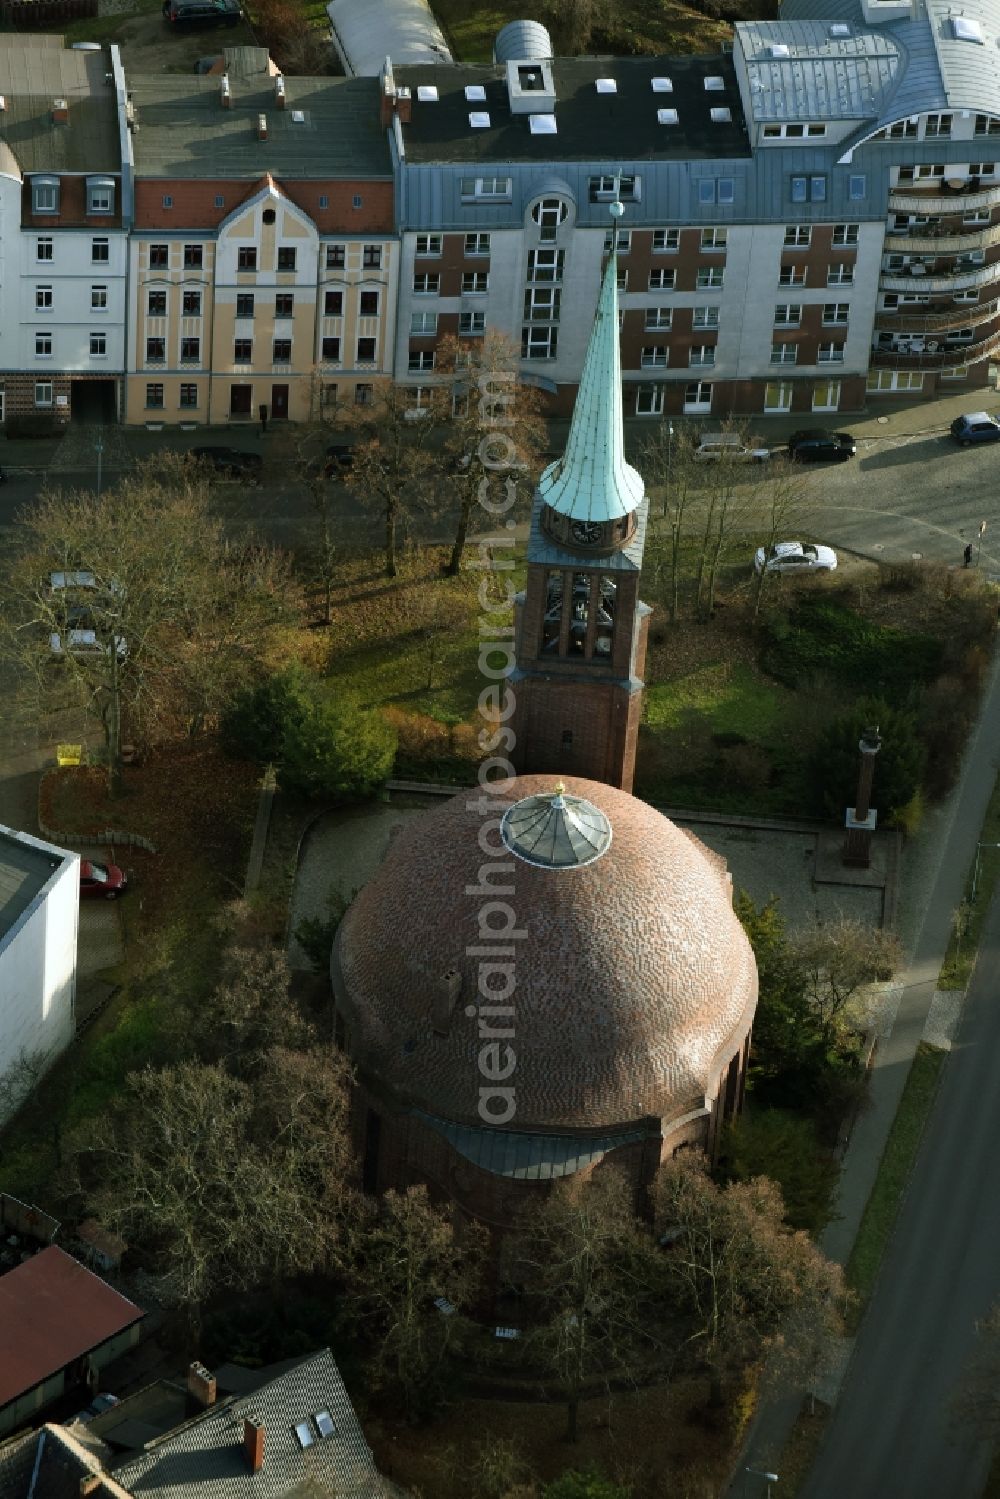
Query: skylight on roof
xmin=710 ymin=106 xmax=732 ymax=122
xmin=416 ymin=86 xmax=439 ymax=102
xmin=294 ymin=1422 xmax=315 ymax=1449
xmin=829 ymin=22 xmax=850 ymax=35
xmin=529 ymin=113 xmax=557 ymax=134
xmin=595 ymin=78 xmax=617 ymax=93
xmin=469 ymin=111 xmax=491 ymax=128
xmin=952 ymin=15 xmax=984 ymax=42
xmin=657 ymin=108 xmax=679 ymax=124
xmin=704 ymin=75 xmax=725 ymax=91
xmin=465 ymin=84 xmax=486 ymax=101
xmin=651 ymin=76 xmax=673 ymax=92
xmin=769 ymin=42 xmax=790 ymax=57
xmin=314 ymin=1410 xmax=336 ymax=1439
xmin=290 ymin=110 xmax=305 ymax=123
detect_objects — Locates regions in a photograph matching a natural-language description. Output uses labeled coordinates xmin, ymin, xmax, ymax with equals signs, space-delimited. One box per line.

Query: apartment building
xmin=124 ymin=49 xmax=396 ymax=426
xmin=0 ymin=37 xmax=130 ymax=427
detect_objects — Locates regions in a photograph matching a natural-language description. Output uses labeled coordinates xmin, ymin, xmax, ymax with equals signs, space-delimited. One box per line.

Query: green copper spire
xmin=536 ymin=211 xmax=645 ymax=525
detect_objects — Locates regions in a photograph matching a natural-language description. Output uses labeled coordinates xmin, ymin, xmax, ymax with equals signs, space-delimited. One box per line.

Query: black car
xmin=189 ymin=445 xmax=263 ymax=482
xmin=163 ymin=0 xmax=240 ymax=27
xmin=787 ymin=430 xmax=857 ymax=463
xmin=322 ymin=443 xmax=355 ymax=478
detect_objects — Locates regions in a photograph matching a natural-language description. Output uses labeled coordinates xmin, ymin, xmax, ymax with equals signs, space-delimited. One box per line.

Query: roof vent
xmin=290 ymin=109 xmax=305 ymax=123
xmin=651 ymin=76 xmax=672 ymax=92
xmin=657 ymin=107 xmax=679 ymax=124
xmin=952 ymin=15 xmax=984 ymax=40
xmin=829 ymin=21 xmax=850 ymax=35
xmin=506 ymin=57 xmax=556 ymax=114
xmin=595 ymin=77 xmax=617 ymax=93
xmin=465 ymin=84 xmax=486 ymax=101
xmin=528 ymin=112 xmax=557 ymax=133
xmin=769 ymin=42 xmax=790 ymax=57
xmin=432 ymin=969 xmax=462 ymax=1036
xmin=416 ymin=85 xmax=439 ymax=102
xmin=274 ymin=73 xmax=286 ymax=107
xmin=51 ymin=98 xmax=68 ymax=124
xmin=710 ymin=106 xmax=732 ymax=122
xmin=220 ymin=74 xmax=231 ymax=108
xmin=257 ymin=113 xmax=267 ymax=140
xmin=469 ymin=111 xmax=491 ymax=128
xmin=704 ymin=75 xmax=725 ymax=91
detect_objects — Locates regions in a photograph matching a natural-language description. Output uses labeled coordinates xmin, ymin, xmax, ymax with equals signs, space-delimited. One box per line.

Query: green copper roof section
xmin=536 ymin=248 xmax=645 ymax=525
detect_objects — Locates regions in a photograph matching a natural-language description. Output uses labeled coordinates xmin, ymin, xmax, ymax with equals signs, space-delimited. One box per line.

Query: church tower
xmin=509 ymin=216 xmax=651 ymax=793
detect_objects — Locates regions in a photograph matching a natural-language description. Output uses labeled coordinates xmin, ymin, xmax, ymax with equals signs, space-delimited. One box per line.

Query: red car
xmin=79 ymin=858 xmax=127 ymax=900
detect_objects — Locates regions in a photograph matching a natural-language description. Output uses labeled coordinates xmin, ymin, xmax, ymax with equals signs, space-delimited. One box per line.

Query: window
xmin=696 ymin=267 xmax=724 ymax=289
xmin=699 ymin=179 xmax=716 ymax=205
xmin=522 ymin=325 xmax=558 ymax=359
xmin=148 ymin=290 xmax=167 ymax=316
xmin=603 ymin=229 xmax=632 ymax=252
xmin=589 ymin=174 xmax=638 ymax=202
xmin=92 ymin=237 xmax=110 ymax=264
xmin=823 ymin=302 xmax=850 ymax=325
xmin=975 ymin=115 xmax=1000 ymax=137
xmin=635 ymin=384 xmax=665 ymax=415
xmin=352 ymin=195 xmax=363 ymax=210
xmin=37 ymin=237 xmax=53 ymax=262
xmin=833 ymin=223 xmax=860 ymax=246
xmin=689 ymin=345 xmax=716 ymax=367
xmin=323 ymin=291 xmax=343 ymax=317
xmin=272 ymin=339 xmax=292 ymax=362
xmin=416 ymin=235 xmax=442 ymax=256
xmin=234 ymin=339 xmax=252 ymax=361
xmin=532 ymin=198 xmax=569 ymax=240
xmin=784 ymin=225 xmax=811 ymax=247
xmin=146 ymin=383 xmax=164 ymax=408
xmin=849 ymin=174 xmax=867 ymax=201
xmin=363 ymin=245 xmax=382 ymax=268
xmin=34 ymin=381 xmax=53 ymax=408
xmin=216 ymin=195 xmax=226 ymax=209
xmin=35 ymin=332 xmax=52 ymax=357
xmin=653 ymin=229 xmax=680 ymax=252
xmin=763 ymin=123 xmax=826 ymax=139
xmin=89 ymin=332 xmax=106 ymax=357
xmin=411 ymin=312 xmax=438 ymax=334
xmin=779 ymin=265 xmax=807 ymax=286
xmin=924 ymin=113 xmax=952 ymax=138
xmin=462 ymin=272 xmax=488 ymax=293
xmin=274 ymin=294 xmax=294 ymax=318
xmin=459 ymin=311 xmax=486 ymax=334
xmin=236 ymin=293 xmax=254 ymax=319
xmin=524 ymin=287 xmax=561 ymax=321
xmin=641 ymin=346 xmax=668 ymax=368
xmin=359 ymin=291 xmax=380 ymax=316
xmin=813 ymin=380 xmax=841 ymax=411
xmin=828 ymin=263 xmax=854 ymax=286
xmin=684 ymin=381 xmax=713 ymax=413
xmin=91 ymin=285 xmax=108 ymax=310
xmin=238 ymin=247 xmax=258 ymax=271
xmin=700 ymin=228 xmax=727 ymax=250
xmin=461 ymin=176 xmax=511 ymax=201
xmin=818 ymin=341 xmax=845 ymax=363
xmin=180 ymin=244 xmax=201 ymax=270
xmin=183 ymin=291 xmax=202 ymax=317
xmin=648 ymin=269 xmax=676 ymax=290
xmin=32 ymin=176 xmax=59 ymax=214
xmin=528 ymin=250 xmax=564 ymax=283
xmin=878 ymin=119 xmax=917 ymax=139
xmin=764 ymin=381 xmax=793 ymax=411
xmin=617 ymin=270 xmax=628 ymax=291
xmin=406 ymin=386 xmax=432 ymax=415
xmin=181 ymin=337 xmax=200 ymax=363
xmin=326 ymin=244 xmax=345 ymax=269
xmin=149 ymin=244 xmax=168 ymax=268
xmin=413 ymin=274 xmax=439 ymax=295
xmin=718 ymin=178 xmax=735 ymax=204
xmin=36 ymin=286 xmax=53 ymax=311
xmin=147 ymin=337 xmax=165 ymax=361
xmin=87 ymin=177 xmax=114 ymax=214
xmin=321 ymin=336 xmax=341 ymax=360
xmin=770 ymin=343 xmax=797 ymax=365
xmin=180 ymin=384 xmax=198 ymax=408
xmin=774 ymin=304 xmax=801 ymax=327
xmin=645 ymin=307 xmax=672 ymax=330
xmin=465 ymin=233 xmax=491 ymax=255
xmin=357 ymin=337 xmax=377 ymax=363
xmin=693 ymin=306 xmax=719 ymax=329
xmin=277 ymin=247 xmax=297 ymax=271
xmin=355 ymin=383 xmax=374 ymax=405
xmin=790 ymin=174 xmax=827 ymax=202
xmin=867 ymin=370 xmax=924 ymax=391
xmin=409 ymin=350 xmax=435 ymax=371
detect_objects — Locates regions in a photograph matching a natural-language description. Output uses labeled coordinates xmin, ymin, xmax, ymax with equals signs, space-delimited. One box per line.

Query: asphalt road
xmin=801 ymin=890 xmax=1000 ymax=1499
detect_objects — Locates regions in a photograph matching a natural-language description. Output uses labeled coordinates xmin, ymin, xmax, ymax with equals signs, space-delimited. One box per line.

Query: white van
xmin=694 ymin=434 xmax=771 ymax=463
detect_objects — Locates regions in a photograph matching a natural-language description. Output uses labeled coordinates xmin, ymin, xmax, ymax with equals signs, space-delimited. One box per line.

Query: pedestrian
xmin=964 ymin=542 xmax=973 ymax=568
xmin=259 ymin=403 xmax=268 ymax=436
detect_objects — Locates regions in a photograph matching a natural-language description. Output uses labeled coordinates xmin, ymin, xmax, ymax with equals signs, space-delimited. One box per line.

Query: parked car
xmin=694 ymin=433 xmax=771 ymax=463
xmin=787 ymin=430 xmax=857 ymax=463
xmin=193 ymin=54 xmax=220 ymax=72
xmin=189 ymin=446 xmax=263 ymax=482
xmin=754 ymin=541 xmax=838 ymax=575
xmin=72 ymin=1392 xmax=121 ymax=1422
xmin=50 ymin=627 xmax=127 ymax=659
xmin=163 ymin=0 xmax=241 ymax=27
xmin=950 ymin=411 xmax=1000 ymax=446
xmin=322 ymin=443 xmax=356 ymax=478
xmin=80 ymin=859 xmax=128 ymax=901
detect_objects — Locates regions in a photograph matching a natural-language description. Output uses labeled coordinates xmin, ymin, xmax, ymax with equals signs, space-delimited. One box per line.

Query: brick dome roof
xmin=333 ymin=775 xmax=757 ymax=1132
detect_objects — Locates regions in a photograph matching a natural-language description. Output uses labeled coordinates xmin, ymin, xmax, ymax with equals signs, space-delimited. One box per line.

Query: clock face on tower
xmin=571 ymin=521 xmax=603 ymax=546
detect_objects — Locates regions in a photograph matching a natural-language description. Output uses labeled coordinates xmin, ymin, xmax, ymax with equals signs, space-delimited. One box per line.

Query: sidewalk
xmin=727 ymin=638 xmax=1000 ymax=1489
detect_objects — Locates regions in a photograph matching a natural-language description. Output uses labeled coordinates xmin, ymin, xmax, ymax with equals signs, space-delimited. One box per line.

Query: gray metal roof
xmin=112 ymin=1351 xmax=386 ymax=1499
xmin=128 ymin=73 xmax=392 ymax=179
xmin=328 ymin=0 xmax=451 ymax=75
xmin=494 ymin=19 xmax=553 ymax=63
xmin=0 ymin=40 xmax=121 ymax=174
xmin=736 ymin=20 xmax=902 ymax=120
xmin=0 ymin=827 xmax=68 ymax=944
xmin=414 ymin=1109 xmax=652 ymax=1179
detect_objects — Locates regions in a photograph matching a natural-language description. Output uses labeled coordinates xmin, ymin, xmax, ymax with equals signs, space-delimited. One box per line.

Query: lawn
xmin=432 ymin=0 xmax=731 ymax=62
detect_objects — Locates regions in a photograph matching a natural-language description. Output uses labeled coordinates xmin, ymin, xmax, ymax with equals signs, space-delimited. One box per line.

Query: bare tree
xmin=690 ymin=426 xmax=760 ymax=621
xmin=344 ymin=381 xmax=448 ymax=578
xmin=748 ymin=460 xmax=811 ymax=620
xmin=949 ymin=1300 xmax=1000 ymax=1443
xmin=790 ymin=918 xmax=902 ymax=1047
xmin=640 ymin=422 xmax=699 ymax=623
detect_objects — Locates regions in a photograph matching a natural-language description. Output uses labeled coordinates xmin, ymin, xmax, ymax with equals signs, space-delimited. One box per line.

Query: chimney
xmin=395 ymin=85 xmax=412 ymax=124
xmin=257 ymin=113 xmax=268 ymax=141
xmin=274 ymin=73 xmax=286 ymax=108
xmin=52 ymin=98 xmax=68 ymax=124
xmin=220 ymin=74 xmax=231 ymax=109
xmin=432 ymin=968 xmax=462 ymax=1036
xmin=79 ymin=1479 xmax=101 ymax=1498
xmin=187 ymin=1360 xmax=216 ymax=1409
xmin=379 ymin=57 xmax=396 ymax=127
xmin=243 ymin=1419 xmax=265 ymax=1474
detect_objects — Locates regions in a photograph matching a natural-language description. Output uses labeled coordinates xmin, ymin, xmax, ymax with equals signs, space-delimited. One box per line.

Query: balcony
xmin=879 ymin=261 xmax=1000 ymax=293
xmin=874 ymin=298 xmax=1000 ymax=334
xmin=889 ymin=181 xmax=1000 ymax=215
xmin=870 ymin=323 xmax=1000 ymax=369
xmin=886 ymin=220 xmax=1000 ymax=254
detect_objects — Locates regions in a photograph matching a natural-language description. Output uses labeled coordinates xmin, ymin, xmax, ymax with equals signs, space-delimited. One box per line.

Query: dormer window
xmin=589 ymin=175 xmax=639 ymax=203
xmin=32 ymin=176 xmax=59 ymax=214
xmin=86 ymin=176 xmax=115 ymax=215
